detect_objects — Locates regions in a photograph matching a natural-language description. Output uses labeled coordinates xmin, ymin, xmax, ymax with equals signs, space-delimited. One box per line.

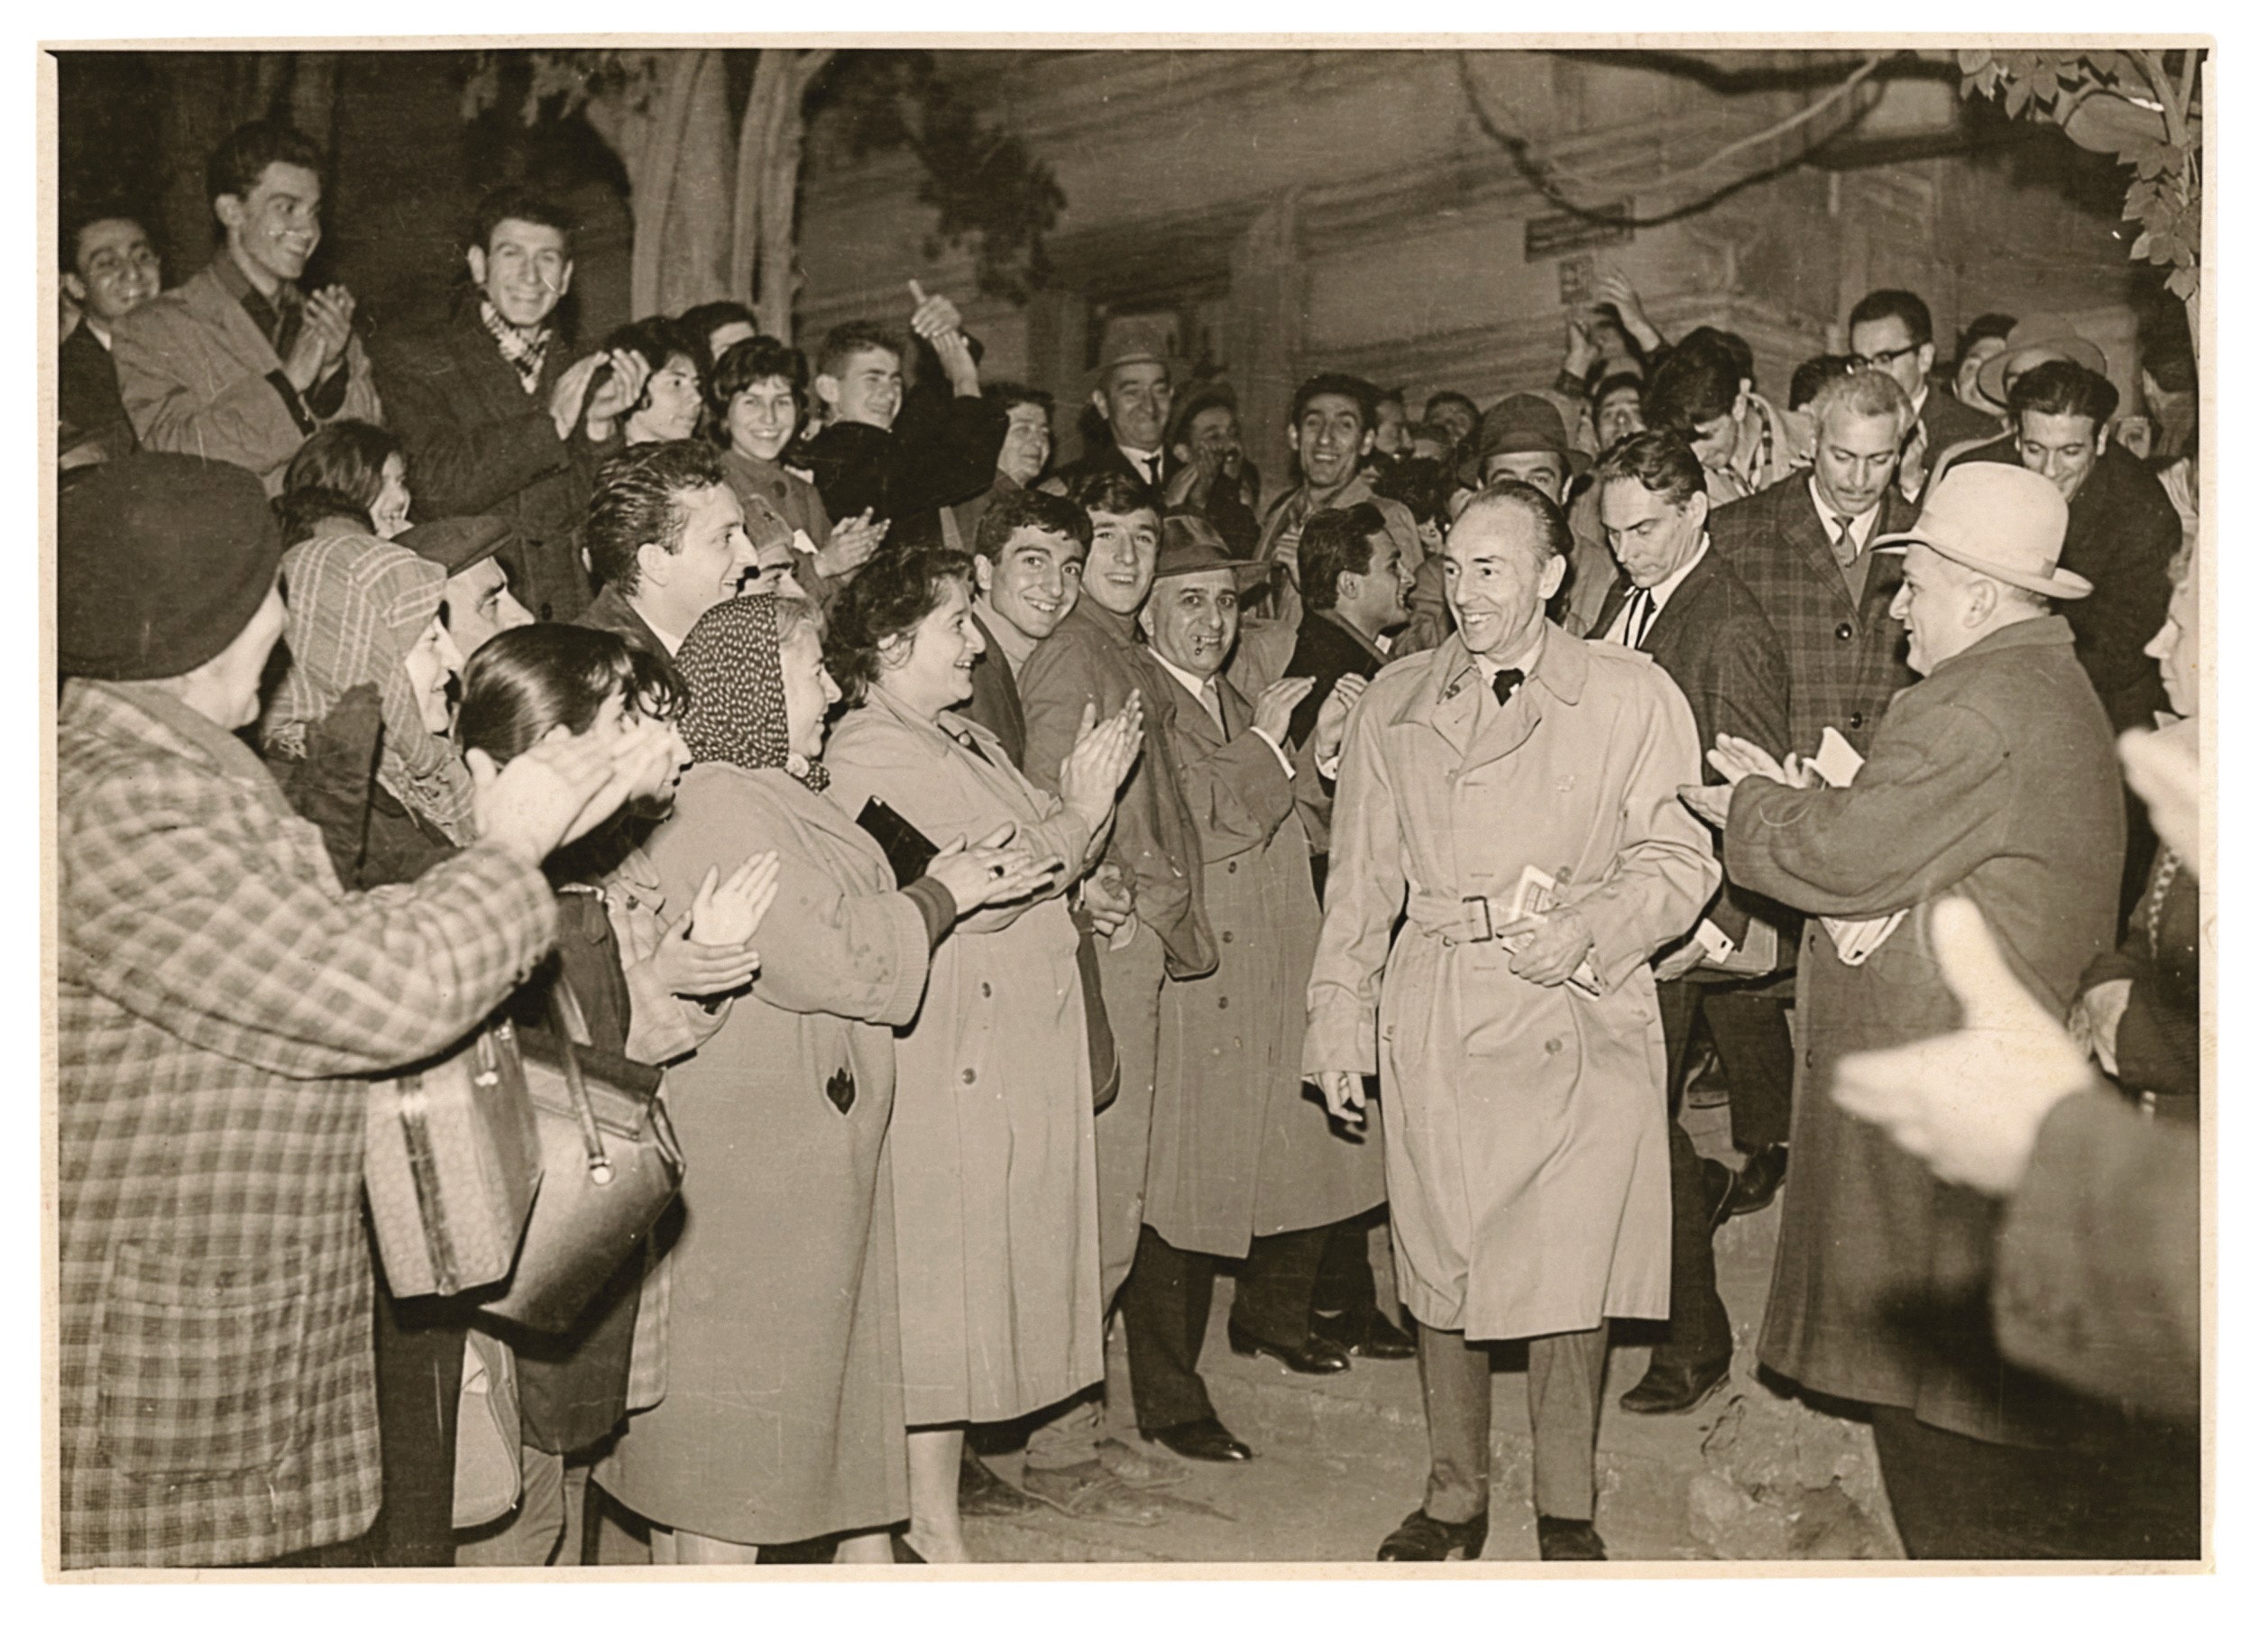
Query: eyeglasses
xmin=1859 ymin=342 xmax=1922 ymax=370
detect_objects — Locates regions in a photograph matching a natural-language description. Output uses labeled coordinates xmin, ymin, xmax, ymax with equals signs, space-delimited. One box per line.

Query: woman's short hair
xmin=456 ymin=623 xmax=685 ymax=765
xmin=283 ymin=421 xmax=403 ymax=519
xmin=707 ymin=335 xmax=810 ymax=439
xmin=273 ymin=485 xmax=379 ymax=547
xmin=602 ymin=316 xmax=704 ymax=419
xmin=822 ymin=546 xmax=974 ymax=708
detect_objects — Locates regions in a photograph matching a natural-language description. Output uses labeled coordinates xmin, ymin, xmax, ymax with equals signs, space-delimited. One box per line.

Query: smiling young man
xmin=578 ymin=440 xmax=759 ymax=672
xmin=59 ymin=215 xmax=161 ymax=462
xmin=956 ymin=485 xmax=1090 ymax=765
xmin=374 ymin=188 xmax=653 ymax=624
xmin=1306 ymin=483 xmax=1716 ymax=1561
xmin=1053 ymin=349 xmax=1178 ymax=492
xmin=113 ymin=122 xmax=385 ymax=492
xmin=1257 ymin=373 xmax=1424 ymax=602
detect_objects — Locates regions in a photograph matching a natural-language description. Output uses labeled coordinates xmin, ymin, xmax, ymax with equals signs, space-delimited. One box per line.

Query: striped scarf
xmin=478 ymin=299 xmax=553 ymax=396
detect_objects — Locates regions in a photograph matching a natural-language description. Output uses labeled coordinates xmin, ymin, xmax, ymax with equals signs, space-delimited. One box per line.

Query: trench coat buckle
xmin=1461 ymin=896 xmax=1496 ymax=943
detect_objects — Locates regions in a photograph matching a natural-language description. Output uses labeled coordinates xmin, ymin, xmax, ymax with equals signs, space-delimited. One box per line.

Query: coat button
xmin=1848 ymin=712 xmax=1864 ymax=731
xmin=961 ymin=1068 xmax=976 ymax=1083
xmin=1226 ymin=860 xmax=1238 ymax=873
xmin=1218 ymin=996 xmax=1230 ymax=1009
xmin=1545 ymin=1037 xmax=1564 ymax=1056
xmin=980 ymin=981 xmax=992 ymax=997
xmin=1221 ymin=930 xmax=1234 ymax=943
xmin=1835 ymin=621 xmax=1853 ymax=641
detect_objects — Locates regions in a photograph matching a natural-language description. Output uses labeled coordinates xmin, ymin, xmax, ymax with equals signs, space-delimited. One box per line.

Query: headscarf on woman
xmin=263 ymin=530 xmax=479 ymax=843
xmin=675 ymin=594 xmax=829 ymax=792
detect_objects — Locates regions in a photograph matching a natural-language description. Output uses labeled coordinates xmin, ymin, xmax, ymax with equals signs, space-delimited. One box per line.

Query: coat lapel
xmin=188 ymin=262 xmax=287 ymax=373
xmin=1782 ymin=478 xmax=1857 ymax=610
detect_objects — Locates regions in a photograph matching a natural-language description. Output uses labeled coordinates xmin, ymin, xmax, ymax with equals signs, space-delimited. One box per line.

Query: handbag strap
xmin=545 ymin=977 xmax=616 ymax=1187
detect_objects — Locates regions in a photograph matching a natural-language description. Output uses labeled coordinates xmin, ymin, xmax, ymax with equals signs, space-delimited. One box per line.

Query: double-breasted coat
xmin=824 ymin=689 xmax=1106 ymax=1427
xmin=1144 ymin=659 xmax=1385 ymax=1258
xmin=596 ymin=764 xmax=926 ymax=1545
xmin=1305 ymin=624 xmax=1718 ymax=1340
xmin=1724 ymin=616 xmax=2124 ymax=1445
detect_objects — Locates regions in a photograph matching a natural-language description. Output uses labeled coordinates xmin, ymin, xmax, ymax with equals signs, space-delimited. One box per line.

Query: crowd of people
xmin=56 ymin=117 xmax=2204 ymax=1569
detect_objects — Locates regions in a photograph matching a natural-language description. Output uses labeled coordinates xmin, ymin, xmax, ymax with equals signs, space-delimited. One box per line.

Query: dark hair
xmin=1169 ymin=380 xmax=1241 ymax=450
xmin=1589 ymin=370 xmax=1644 ymax=419
xmin=273 ymin=485 xmax=376 ymax=547
xmin=1681 ymin=326 xmax=1755 ymax=389
xmin=679 ymin=300 xmax=759 ymax=365
xmin=1849 ymin=289 xmax=1933 ymax=351
xmin=1065 ymin=467 xmax=1159 ymax=521
xmin=283 ymin=421 xmax=404 ymax=517
xmin=466 ymin=187 xmax=576 ymax=260
xmin=707 ymin=336 xmax=810 ymax=442
xmin=1299 ymin=503 xmax=1391 ymax=615
xmin=1593 ymin=429 xmax=1708 ymax=509
xmin=583 ymin=439 xmax=728 ymax=593
xmin=1291 ymin=372 xmax=1378 ymax=432
xmin=1954 ymin=312 xmax=2018 ymax=367
xmin=818 ymin=319 xmax=903 ymax=379
xmin=2007 ymin=358 xmax=2121 ymax=429
xmin=823 ymin=545 xmax=975 ymax=707
xmin=61 ymin=211 xmax=151 ymax=273
xmin=986 ymin=380 xmax=1055 ymax=418
xmin=1643 ymin=342 xmax=1743 ymax=435
xmin=1789 ymin=353 xmax=1859 ymax=413
xmin=602 ymin=316 xmax=704 ymax=423
xmin=2142 ymin=342 xmax=2198 ymax=396
xmin=206 ymin=121 xmax=326 ymax=208
xmin=1369 ymin=455 xmax=1458 ymax=533
xmin=1424 ymin=390 xmax=1479 ymax=424
xmin=973 ymin=485 xmax=1092 ymax=563
xmin=457 ymin=623 xmax=686 ymax=765
xmin=1454 ymin=482 xmax=1571 ymax=567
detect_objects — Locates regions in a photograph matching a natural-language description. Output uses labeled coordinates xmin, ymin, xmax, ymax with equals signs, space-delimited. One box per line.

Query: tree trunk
xmin=735 ymin=48 xmax=831 ymax=343
xmin=629 ymin=51 xmax=708 ymax=319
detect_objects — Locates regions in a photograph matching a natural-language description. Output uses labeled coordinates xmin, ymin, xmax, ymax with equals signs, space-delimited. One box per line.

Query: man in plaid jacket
xmin=56 ymin=455 xmax=661 ymax=1568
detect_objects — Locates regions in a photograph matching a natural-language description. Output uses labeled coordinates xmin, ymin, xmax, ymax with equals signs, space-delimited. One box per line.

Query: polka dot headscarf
xmin=677 ymin=594 xmax=829 ymax=792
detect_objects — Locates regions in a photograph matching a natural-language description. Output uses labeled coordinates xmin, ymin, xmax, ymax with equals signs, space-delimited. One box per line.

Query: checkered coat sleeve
xmin=1709 ymin=471 xmax=1919 ymax=761
xmin=56 ymin=681 xmax=556 ymax=1569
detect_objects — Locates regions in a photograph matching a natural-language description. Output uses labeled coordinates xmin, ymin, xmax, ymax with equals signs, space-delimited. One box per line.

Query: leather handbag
xmin=365 ymin=1021 xmax=543 ymax=1299
xmin=478 ymin=981 xmax=685 ymax=1336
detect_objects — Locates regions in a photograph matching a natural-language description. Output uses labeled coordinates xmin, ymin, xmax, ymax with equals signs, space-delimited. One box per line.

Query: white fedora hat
xmin=1871 ymin=464 xmax=2093 ymax=600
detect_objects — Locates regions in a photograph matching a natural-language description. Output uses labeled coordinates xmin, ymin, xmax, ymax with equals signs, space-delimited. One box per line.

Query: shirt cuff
xmin=1252 ymin=728 xmax=1295 ymax=778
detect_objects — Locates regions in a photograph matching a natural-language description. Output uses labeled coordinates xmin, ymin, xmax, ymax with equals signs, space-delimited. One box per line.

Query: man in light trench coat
xmin=1306 ymin=483 xmax=1719 ymax=1562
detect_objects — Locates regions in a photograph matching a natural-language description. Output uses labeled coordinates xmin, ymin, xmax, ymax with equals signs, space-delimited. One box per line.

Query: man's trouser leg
xmin=1310 ymin=1207 xmax=1388 ymax=1321
xmin=1415 ymin=1320 xmax=1493 ymax=1523
xmin=1652 ymin=979 xmax=1731 ymax=1371
xmin=1124 ymin=1225 xmax=1219 ymax=1432
xmin=1094 ymin=923 xmax=1166 ymax=1306
xmin=1708 ymin=988 xmax=1794 ymax=1155
xmin=1529 ymin=1324 xmax=1611 ymax=1521
xmin=1228 ymin=1224 xmax=1333 ymax=1347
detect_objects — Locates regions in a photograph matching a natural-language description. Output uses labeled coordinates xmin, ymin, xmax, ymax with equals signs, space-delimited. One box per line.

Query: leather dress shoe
xmin=1140 ymin=1418 xmax=1254 ymax=1463
xmin=1312 ymin=1306 xmax=1417 ymax=1360
xmin=1227 ymin=1322 xmax=1351 ymax=1374
xmin=1537 ymin=1515 xmax=1608 ymax=1560
xmin=1726 ymin=1144 xmax=1788 ymax=1217
xmin=1619 ymin=1355 xmax=1731 ymax=1415
xmin=1377 ymin=1506 xmax=1489 ymax=1561
xmin=960 ymin=1439 xmax=1045 ymax=1518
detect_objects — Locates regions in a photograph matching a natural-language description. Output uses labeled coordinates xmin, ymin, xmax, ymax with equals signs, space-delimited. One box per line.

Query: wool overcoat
xmin=1143 ymin=660 xmax=1385 ymax=1258
xmin=596 ymin=764 xmax=925 ymax=1545
xmin=824 ymin=689 xmax=1106 ymax=1427
xmin=1305 ymin=624 xmax=1717 ymax=1340
xmin=1725 ymin=616 xmax=2124 ymax=1445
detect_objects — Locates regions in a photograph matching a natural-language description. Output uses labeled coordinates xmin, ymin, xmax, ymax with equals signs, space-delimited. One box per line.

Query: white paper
xmin=1805 ymin=732 xmax=1904 ymax=964
xmin=1805 ymin=726 xmax=1866 ymax=789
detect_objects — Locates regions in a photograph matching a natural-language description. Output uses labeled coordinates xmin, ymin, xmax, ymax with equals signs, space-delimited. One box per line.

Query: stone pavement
xmin=962 ymin=1097 xmax=1903 ymax=1566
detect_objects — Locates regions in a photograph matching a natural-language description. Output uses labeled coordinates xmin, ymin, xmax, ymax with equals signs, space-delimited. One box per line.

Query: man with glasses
xmin=1847 ymin=290 xmax=1999 ymax=501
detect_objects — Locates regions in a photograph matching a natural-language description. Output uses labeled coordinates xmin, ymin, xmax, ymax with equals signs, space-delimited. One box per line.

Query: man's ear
xmin=1359 ymin=428 xmax=1378 ymax=459
xmin=1286 ymin=422 xmax=1302 ymax=455
xmin=1539 ymin=551 xmax=1569 ymax=602
xmin=1090 ymin=389 xmax=1111 ymax=421
xmin=1916 ymin=342 xmax=1938 ymax=378
xmin=213 ymin=194 xmax=245 ymax=234
xmin=61 ymin=271 xmax=87 ymax=306
xmin=464 ymin=745 xmax=501 ymax=796
xmin=1336 ymin=568 xmax=1364 ymax=608
xmin=2094 ymin=421 xmax=2114 ymax=457
xmin=973 ymin=555 xmax=995 ymax=598
xmin=464 ymin=246 xmax=487 ymax=288
xmin=1137 ymin=599 xmax=1157 ymax=640
xmin=1684 ymin=490 xmax=1711 ymax=531
xmin=636 ymin=541 xmax=674 ymax=591
xmin=555 ymin=261 xmax=574 ymax=299
xmin=814 ymin=372 xmax=842 ymax=412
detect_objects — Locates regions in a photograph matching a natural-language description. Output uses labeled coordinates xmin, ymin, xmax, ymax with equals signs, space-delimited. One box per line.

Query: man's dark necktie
xmin=1492 ymin=668 xmax=1525 ymax=705
xmin=1830 ymin=516 xmax=1857 ymax=568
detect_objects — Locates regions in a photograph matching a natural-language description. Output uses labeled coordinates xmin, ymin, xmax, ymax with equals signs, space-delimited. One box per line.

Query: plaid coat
xmin=1709 ymin=470 xmax=1919 ymax=761
xmin=57 ymin=680 xmax=556 ymax=1568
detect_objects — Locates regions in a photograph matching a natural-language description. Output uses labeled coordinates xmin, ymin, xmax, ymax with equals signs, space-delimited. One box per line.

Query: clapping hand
xmin=549 ymin=351 xmax=611 ymax=439
xmin=927 ymin=823 xmax=1063 ymax=916
xmin=479 ymin=725 xmax=681 ymax=869
xmin=818 ymin=510 xmax=887 ymax=578
xmin=284 ymin=286 xmax=355 ymax=392
xmin=648 ymin=854 xmax=779 ymax=997
xmin=1678 ymin=783 xmax=1733 ymax=830
xmin=1707 ymin=733 xmax=1808 ymax=789
xmin=1252 ymin=676 xmax=1316 ymax=749
xmin=1312 ymin=673 xmax=1370 ymax=763
xmin=1059 ymin=696 xmax=1144 ymax=833
xmin=1501 ymin=905 xmax=1595 ymax=988
xmin=1833 ymin=897 xmax=2093 ymax=1195
xmin=583 ymin=347 xmax=655 ymax=436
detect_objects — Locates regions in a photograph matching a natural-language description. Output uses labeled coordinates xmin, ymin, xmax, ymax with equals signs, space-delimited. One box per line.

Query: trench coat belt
xmin=1401 ymin=890 xmax=1530 ymax=946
